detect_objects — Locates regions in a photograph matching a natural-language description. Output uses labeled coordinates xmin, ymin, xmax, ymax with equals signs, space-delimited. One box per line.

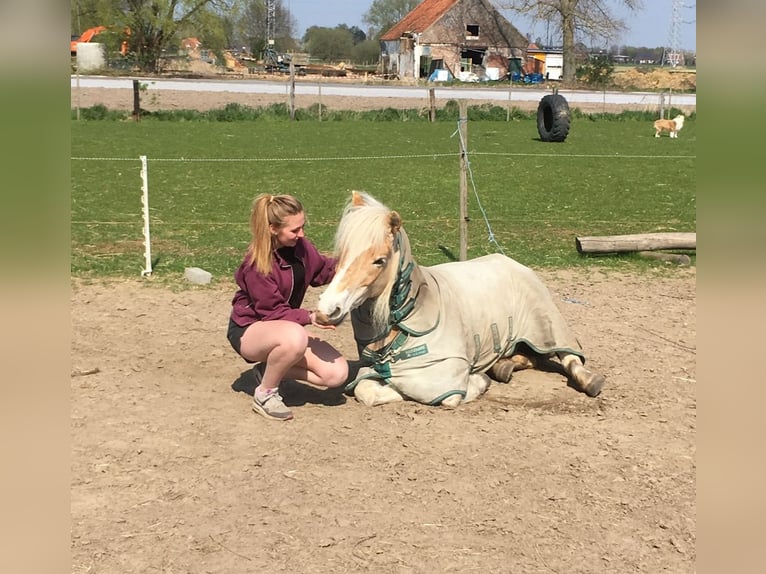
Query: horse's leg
xmin=354 ymin=378 xmax=405 ymax=407
xmin=488 ymin=354 xmax=536 ymax=383
xmin=464 ymin=372 xmax=491 ymax=403
xmin=441 ymin=372 xmax=491 ymax=407
xmin=558 ymin=353 xmax=605 ymax=397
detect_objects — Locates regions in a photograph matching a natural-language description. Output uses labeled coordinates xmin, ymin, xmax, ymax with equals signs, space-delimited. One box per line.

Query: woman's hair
xmin=248 ymin=193 xmax=304 ymax=275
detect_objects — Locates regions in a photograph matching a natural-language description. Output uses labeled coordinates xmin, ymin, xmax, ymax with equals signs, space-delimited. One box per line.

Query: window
xmin=466 ymin=25 xmax=479 ymax=39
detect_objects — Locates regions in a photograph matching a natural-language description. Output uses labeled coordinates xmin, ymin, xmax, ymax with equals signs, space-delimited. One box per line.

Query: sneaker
xmin=252 ymin=386 xmax=293 ymax=421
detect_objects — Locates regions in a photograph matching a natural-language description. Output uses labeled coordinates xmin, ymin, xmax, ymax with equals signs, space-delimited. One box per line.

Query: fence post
xmin=659 ymin=92 xmax=665 ymax=119
xmin=289 ymin=62 xmax=296 ymax=121
xmin=318 ymin=79 xmax=323 ymax=121
xmin=132 ymin=79 xmax=141 ymax=120
xmin=458 ymin=101 xmax=468 ymax=261
xmin=75 ymin=69 xmax=81 ymax=120
xmin=140 ymin=155 xmax=152 ymax=277
xmin=667 ymin=88 xmax=673 ymax=116
xmin=429 ymin=88 xmax=436 ymax=122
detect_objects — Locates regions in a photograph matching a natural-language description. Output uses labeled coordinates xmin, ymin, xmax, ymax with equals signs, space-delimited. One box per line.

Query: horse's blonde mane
xmin=335 ymin=192 xmax=400 ymax=330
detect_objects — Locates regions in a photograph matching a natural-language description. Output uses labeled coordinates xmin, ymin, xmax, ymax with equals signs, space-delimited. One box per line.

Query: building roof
xmin=380 ymin=0 xmax=461 ymax=41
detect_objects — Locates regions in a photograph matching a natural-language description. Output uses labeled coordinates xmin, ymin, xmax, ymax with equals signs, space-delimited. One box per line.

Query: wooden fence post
xmin=75 ymin=69 xmax=81 ymax=120
xmin=289 ymin=62 xmax=296 ymax=121
xmin=318 ymin=79 xmax=323 ymax=121
xmin=667 ymin=88 xmax=673 ymax=115
xmin=132 ymin=79 xmax=141 ymax=120
xmin=429 ymin=88 xmax=436 ymax=122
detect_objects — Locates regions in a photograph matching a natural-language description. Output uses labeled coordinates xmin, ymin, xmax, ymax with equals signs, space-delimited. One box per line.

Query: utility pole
xmin=266 ymin=0 xmax=276 ymax=48
xmin=664 ymin=0 xmax=684 ymax=67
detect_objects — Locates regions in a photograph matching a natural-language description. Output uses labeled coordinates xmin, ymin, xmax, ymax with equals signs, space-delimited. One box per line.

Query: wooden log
xmin=637 ymin=251 xmax=692 ymax=265
xmin=575 ymin=232 xmax=695 ymax=254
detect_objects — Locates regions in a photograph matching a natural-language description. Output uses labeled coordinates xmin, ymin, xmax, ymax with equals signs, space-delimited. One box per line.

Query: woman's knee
xmin=240 ymin=321 xmax=308 ymax=361
xmin=280 ymin=323 xmax=310 ymax=351
xmin=322 ymin=357 xmax=350 ymax=388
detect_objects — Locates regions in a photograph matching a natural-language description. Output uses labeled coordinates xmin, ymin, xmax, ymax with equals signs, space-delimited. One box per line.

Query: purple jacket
xmin=230 ymin=237 xmax=336 ymax=327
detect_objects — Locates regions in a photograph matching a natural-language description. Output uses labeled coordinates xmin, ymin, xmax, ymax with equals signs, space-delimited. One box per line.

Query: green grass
xmin=71 ymin=113 xmax=695 ymax=280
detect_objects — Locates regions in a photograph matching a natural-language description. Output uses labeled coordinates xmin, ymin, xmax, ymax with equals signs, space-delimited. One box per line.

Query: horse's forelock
xmin=334 ymin=200 xmax=392 ymax=260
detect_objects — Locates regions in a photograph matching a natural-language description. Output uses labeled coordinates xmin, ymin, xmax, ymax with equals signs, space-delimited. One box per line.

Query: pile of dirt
xmin=612 ymin=68 xmax=696 ymax=91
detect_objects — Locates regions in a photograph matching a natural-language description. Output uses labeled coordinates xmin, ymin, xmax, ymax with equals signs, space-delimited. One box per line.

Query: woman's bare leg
xmin=239 ymin=321 xmax=347 ymax=390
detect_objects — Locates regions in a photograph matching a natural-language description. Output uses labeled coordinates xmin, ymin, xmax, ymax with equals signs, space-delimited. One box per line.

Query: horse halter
xmin=388 ymin=231 xmax=416 ymax=325
xmin=349 ymin=231 xmax=459 ymax=406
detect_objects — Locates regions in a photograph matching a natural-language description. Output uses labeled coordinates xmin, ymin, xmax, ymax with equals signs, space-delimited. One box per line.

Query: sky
xmin=286 ymin=0 xmax=696 ymax=51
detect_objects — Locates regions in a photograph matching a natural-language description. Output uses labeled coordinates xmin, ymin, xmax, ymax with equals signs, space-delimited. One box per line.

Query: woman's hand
xmin=310 ymin=311 xmax=336 ymax=330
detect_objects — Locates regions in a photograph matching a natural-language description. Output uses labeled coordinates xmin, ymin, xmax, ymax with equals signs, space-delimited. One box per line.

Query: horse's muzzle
xmin=314 ymin=308 xmax=345 ymax=326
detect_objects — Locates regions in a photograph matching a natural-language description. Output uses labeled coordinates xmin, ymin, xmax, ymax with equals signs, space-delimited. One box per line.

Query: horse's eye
xmin=373 ymin=257 xmax=387 ymax=267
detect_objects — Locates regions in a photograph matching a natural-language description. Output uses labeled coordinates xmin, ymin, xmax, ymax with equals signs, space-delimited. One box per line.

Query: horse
xmin=315 ymin=191 xmax=605 ymax=408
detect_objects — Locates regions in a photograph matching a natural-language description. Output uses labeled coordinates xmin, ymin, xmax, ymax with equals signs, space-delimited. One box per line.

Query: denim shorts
xmin=227 ymin=318 xmax=255 ymax=363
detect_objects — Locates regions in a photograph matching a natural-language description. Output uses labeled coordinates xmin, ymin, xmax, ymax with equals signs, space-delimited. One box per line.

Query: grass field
xmin=70 ymin=114 xmax=695 ymax=279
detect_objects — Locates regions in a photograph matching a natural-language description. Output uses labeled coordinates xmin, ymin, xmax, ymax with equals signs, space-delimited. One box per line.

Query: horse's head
xmin=316 ymin=191 xmax=402 ymax=326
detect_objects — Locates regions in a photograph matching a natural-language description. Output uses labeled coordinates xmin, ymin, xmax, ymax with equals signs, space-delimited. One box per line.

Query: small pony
xmin=315 ymin=191 xmax=605 ymax=408
xmin=654 ymin=114 xmax=685 ymax=138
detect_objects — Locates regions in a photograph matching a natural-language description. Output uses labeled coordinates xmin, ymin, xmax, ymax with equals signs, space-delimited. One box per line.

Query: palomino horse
xmin=315 ymin=191 xmax=605 ymax=407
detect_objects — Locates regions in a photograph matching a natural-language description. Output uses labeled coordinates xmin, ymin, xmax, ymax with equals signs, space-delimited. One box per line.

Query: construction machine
xmin=71 ymin=26 xmax=128 ymax=57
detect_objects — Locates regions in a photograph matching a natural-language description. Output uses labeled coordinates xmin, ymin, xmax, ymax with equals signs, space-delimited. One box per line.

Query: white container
xmin=184 ymin=267 xmax=212 ymax=285
xmin=76 ymin=42 xmax=106 ymax=72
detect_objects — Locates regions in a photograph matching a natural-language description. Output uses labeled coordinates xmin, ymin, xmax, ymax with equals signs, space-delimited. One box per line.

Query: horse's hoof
xmin=581 ymin=373 xmax=605 ymax=397
xmin=441 ymin=394 xmax=462 ymax=408
xmin=488 ymin=361 xmax=516 ymax=384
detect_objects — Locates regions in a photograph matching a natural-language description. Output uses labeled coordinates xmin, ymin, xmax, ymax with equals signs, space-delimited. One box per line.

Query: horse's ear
xmin=351 ymin=190 xmax=367 ymax=207
xmin=389 ymin=210 xmax=402 ymax=233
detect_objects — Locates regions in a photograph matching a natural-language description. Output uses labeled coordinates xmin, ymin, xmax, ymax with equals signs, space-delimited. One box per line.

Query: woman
xmin=228 ymin=194 xmax=348 ymax=421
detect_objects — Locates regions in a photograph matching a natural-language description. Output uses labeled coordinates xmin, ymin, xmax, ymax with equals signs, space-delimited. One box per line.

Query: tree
xmin=362 ymin=0 xmax=419 ymax=39
xmin=127 ymin=1 xmax=235 ymax=72
xmin=496 ymin=0 xmax=642 ymax=83
xmin=304 ymin=27 xmax=354 ymax=62
xmin=234 ymin=0 xmax=297 ymax=56
xmin=72 ymin=1 xmax=232 ymax=72
xmin=575 ymin=54 xmax=614 ymax=86
xmin=353 ymin=40 xmax=382 ymax=65
xmin=336 ymin=24 xmax=367 ymax=45
xmin=71 ymin=0 xmax=116 ymax=35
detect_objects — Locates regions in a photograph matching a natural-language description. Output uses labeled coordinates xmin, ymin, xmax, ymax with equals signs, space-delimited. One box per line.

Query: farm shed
xmin=379 ymin=0 xmax=528 ymax=81
xmin=525 ymin=45 xmax=564 ymax=80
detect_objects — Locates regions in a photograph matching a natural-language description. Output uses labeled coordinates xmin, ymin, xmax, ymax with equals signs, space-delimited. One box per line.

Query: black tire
xmin=537 ymin=94 xmax=571 ymax=142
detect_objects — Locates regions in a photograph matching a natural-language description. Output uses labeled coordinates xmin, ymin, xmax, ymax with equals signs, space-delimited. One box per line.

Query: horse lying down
xmin=315 ymin=191 xmax=605 ymax=408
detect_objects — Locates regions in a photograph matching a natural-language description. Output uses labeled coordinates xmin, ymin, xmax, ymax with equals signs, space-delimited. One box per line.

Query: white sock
xmin=255 ymin=386 xmax=277 ymax=400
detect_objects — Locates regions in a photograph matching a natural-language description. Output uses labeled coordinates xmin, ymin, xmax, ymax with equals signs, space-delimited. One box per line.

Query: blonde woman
xmin=228 ymin=194 xmax=348 ymax=421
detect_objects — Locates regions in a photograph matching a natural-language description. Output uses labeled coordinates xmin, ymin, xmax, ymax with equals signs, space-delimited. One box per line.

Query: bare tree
xmin=496 ymin=0 xmax=642 ymax=82
xmin=235 ymin=0 xmax=296 ymax=55
xmin=363 ymin=0 xmax=419 ymax=39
